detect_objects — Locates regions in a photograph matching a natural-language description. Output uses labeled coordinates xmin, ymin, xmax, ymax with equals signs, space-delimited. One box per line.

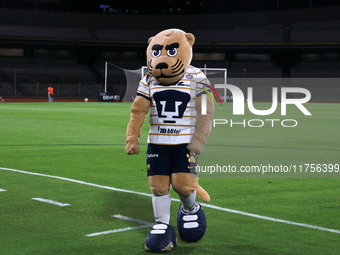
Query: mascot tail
xmin=196 ymin=185 xmax=210 ymax=203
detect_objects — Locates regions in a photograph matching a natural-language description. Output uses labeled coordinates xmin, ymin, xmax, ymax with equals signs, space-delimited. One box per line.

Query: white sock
xmin=179 ymin=190 xmax=197 ymax=212
xmin=152 ymin=194 xmax=171 ymax=224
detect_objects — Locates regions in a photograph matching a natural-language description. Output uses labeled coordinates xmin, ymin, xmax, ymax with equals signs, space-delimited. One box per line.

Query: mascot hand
xmin=125 ymin=136 xmax=140 ymax=155
xmin=187 ymin=138 xmax=204 ymax=155
xmin=188 ymin=95 xmax=214 ymax=155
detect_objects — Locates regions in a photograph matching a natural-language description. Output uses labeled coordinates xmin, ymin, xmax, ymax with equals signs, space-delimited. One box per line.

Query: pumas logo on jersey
xmin=153 ymin=90 xmax=190 ymax=124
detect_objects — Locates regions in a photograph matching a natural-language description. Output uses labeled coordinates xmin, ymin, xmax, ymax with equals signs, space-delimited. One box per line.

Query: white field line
xmin=201 ymin=204 xmax=340 ymax=234
xmin=0 ymin=167 xmax=153 ymax=198
xmin=0 ymin=107 xmax=83 ymax=111
xmin=112 ymin=214 xmax=154 ymax=226
xmin=86 ymin=214 xmax=153 ymax=237
xmin=86 ymin=225 xmax=150 ymax=237
xmin=32 ymin=198 xmax=70 ymax=207
xmin=1 ymin=166 xmax=340 ymax=235
xmin=0 ymin=188 xmax=7 ymax=192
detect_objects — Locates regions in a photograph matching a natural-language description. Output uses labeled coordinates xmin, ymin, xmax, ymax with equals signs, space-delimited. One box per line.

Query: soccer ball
xmin=84 ymin=98 xmax=88 ymax=102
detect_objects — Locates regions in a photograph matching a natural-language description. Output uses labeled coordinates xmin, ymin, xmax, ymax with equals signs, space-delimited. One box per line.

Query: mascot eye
xmin=167 ymin=48 xmax=177 ymax=57
xmin=152 ymin=50 xmax=161 ymax=58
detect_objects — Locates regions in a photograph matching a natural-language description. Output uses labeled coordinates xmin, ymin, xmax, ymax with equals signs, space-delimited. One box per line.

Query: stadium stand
xmin=290 ymin=62 xmax=340 ymax=78
xmin=194 ymin=25 xmax=284 ymax=43
xmin=290 ymin=20 xmax=340 ymax=42
xmin=226 ymin=62 xmax=282 ymax=78
xmin=0 ymin=4 xmax=339 ymax=100
xmin=0 ymin=24 xmax=91 ymax=39
xmin=95 ymin=29 xmax=159 ymax=42
xmin=0 ymin=63 xmax=95 ymax=83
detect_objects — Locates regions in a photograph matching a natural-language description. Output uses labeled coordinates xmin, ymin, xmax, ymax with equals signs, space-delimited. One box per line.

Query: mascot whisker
xmin=125 ymin=28 xmax=214 ymax=252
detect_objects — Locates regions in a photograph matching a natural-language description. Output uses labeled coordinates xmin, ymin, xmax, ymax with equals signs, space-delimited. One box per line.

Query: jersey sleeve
xmin=194 ymin=68 xmax=211 ymax=97
xmin=136 ymin=75 xmax=150 ymax=100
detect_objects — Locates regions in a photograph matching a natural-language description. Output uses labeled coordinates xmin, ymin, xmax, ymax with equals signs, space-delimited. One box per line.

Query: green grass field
xmin=0 ymin=102 xmax=339 ymax=255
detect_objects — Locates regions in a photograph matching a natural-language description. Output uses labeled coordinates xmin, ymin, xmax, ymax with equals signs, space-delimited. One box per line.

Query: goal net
xmin=121 ymin=68 xmax=142 ymax=102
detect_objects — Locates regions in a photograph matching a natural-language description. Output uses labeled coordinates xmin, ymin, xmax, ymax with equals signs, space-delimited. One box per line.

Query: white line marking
xmin=86 ymin=214 xmax=153 ymax=237
xmin=112 ymin=214 xmax=154 ymax=226
xmin=0 ymin=167 xmax=153 ymax=198
xmin=0 ymin=107 xmax=83 ymax=111
xmin=86 ymin=225 xmax=150 ymax=237
xmin=0 ymin=188 xmax=7 ymax=192
xmin=1 ymin=166 xmax=340 ymax=234
xmin=201 ymin=204 xmax=340 ymax=234
xmin=32 ymin=198 xmax=70 ymax=207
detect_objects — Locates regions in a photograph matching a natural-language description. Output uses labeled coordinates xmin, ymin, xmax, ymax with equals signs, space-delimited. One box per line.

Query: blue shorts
xmin=146 ymin=143 xmax=197 ymax=176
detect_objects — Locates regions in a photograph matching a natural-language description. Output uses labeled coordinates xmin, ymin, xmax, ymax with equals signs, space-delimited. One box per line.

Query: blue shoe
xmin=177 ymin=202 xmax=207 ymax=242
xmin=144 ymin=223 xmax=177 ymax=252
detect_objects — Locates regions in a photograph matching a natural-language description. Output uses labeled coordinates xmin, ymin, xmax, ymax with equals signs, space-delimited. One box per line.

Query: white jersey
xmin=136 ymin=65 xmax=210 ymax=145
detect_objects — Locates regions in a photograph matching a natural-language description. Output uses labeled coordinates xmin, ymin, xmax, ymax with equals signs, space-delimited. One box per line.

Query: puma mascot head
xmin=147 ymin=28 xmax=195 ymax=85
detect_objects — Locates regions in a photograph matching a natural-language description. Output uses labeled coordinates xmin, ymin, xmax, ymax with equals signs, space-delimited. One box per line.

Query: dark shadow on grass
xmin=134 ymin=246 xmax=195 ymax=255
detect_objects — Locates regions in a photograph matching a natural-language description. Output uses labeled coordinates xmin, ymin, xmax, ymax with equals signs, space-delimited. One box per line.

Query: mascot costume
xmin=125 ymin=28 xmax=214 ymax=252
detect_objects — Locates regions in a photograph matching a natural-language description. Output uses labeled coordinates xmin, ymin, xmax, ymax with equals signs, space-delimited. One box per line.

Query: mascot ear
xmin=185 ymin=33 xmax=195 ymax=47
xmin=148 ymin=36 xmax=154 ymax=44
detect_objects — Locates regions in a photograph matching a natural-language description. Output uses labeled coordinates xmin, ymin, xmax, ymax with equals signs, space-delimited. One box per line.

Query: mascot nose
xmin=155 ymin=62 xmax=168 ymax=70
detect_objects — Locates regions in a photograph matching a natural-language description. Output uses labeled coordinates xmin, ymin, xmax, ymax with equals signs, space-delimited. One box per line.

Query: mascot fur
xmin=125 ymin=28 xmax=214 ymax=252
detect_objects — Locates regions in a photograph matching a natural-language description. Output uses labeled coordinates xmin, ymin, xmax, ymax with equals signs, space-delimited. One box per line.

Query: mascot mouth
xmin=155 ymin=69 xmax=185 ymax=79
